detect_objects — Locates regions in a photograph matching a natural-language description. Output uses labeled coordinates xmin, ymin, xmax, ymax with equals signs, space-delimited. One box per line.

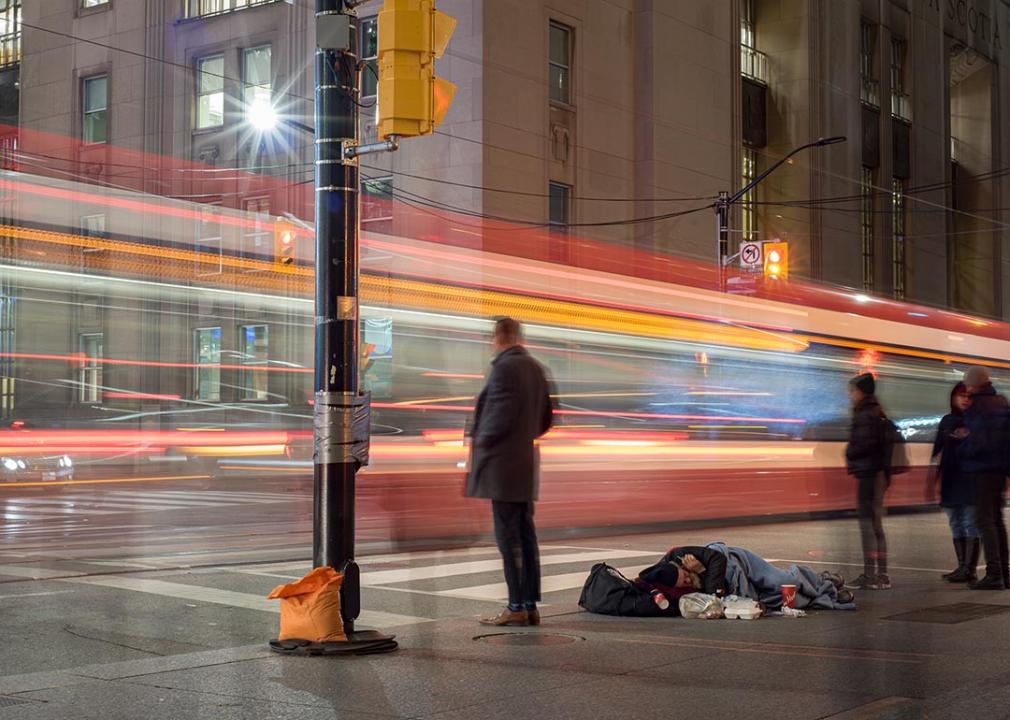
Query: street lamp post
xmin=715 ymin=136 xmax=846 ymax=290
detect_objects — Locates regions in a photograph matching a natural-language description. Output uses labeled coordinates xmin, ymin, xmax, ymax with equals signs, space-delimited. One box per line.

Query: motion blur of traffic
xmin=1 ymin=125 xmax=1007 ymax=541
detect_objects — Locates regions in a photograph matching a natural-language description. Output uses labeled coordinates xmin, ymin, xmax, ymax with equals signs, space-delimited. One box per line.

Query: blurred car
xmin=0 ymin=454 xmax=73 ymax=482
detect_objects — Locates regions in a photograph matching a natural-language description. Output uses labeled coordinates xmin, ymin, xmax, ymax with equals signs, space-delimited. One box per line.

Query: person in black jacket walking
xmin=845 ymin=373 xmax=891 ymax=590
xmin=957 ymin=366 xmax=1010 ymax=590
xmin=929 ymin=382 xmax=978 ymax=582
xmin=466 ymin=318 xmax=554 ymax=626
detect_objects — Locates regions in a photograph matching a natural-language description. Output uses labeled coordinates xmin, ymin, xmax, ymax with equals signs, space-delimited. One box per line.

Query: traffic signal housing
xmin=274 ymin=220 xmax=297 ymax=269
xmin=763 ymin=241 xmax=789 ymax=280
xmin=376 ymin=0 xmax=457 ymax=139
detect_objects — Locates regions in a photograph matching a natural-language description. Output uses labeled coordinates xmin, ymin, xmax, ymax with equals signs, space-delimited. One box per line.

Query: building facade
xmin=10 ymin=0 xmax=1010 ymax=319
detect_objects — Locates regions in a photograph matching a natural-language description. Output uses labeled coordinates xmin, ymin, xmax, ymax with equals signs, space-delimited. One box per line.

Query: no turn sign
xmin=740 ymin=241 xmax=763 ymax=268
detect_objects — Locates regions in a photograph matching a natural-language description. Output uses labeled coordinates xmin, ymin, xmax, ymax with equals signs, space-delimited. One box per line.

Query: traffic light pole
xmin=714 ymin=137 xmax=845 ymax=290
xmin=313 ymin=0 xmax=368 ymax=636
xmin=715 ymin=191 xmax=729 ymax=292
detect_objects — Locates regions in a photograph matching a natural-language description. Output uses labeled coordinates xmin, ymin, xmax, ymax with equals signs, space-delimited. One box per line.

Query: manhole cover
xmin=475 ymin=632 xmax=584 ymax=646
xmin=885 ymin=602 xmax=1010 ymax=624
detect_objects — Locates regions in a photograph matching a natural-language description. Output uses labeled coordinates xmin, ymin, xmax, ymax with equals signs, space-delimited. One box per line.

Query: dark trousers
xmin=972 ymin=472 xmax=1008 ymax=579
xmin=857 ymin=472 xmax=888 ymax=576
xmin=491 ymin=500 xmax=541 ymax=606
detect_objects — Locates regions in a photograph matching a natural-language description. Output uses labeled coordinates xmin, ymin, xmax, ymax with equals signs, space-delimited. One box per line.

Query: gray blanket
xmin=708 ymin=542 xmax=856 ymax=610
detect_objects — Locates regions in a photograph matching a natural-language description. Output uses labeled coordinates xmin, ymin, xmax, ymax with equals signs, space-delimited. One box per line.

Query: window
xmin=361 ymin=18 xmax=378 ymax=99
xmin=242 ymin=197 xmax=270 ymax=261
xmin=243 ymin=46 xmax=272 ymax=125
xmin=185 ymin=0 xmax=277 ymax=18
xmin=82 ymin=75 xmax=108 ymax=144
xmin=79 ymin=333 xmax=103 ymax=403
xmin=860 ymin=168 xmax=875 ymax=291
xmin=239 ymin=325 xmax=269 ymax=400
xmin=361 ymin=176 xmax=392 ymax=234
xmin=548 ymin=182 xmax=571 ymax=263
xmin=81 ymin=213 xmax=106 ymax=239
xmin=860 ymin=22 xmax=879 ymax=107
xmin=194 ymin=327 xmax=222 ymax=401
xmin=741 ymin=148 xmax=758 ymax=242
xmin=0 ymin=0 xmax=20 ymax=69
xmin=739 ymin=0 xmax=767 ymax=83
xmin=196 ymin=203 xmax=223 ymax=275
xmin=549 ymin=22 xmax=571 ymax=104
xmin=196 ymin=55 xmax=224 ymax=129
xmin=890 ymin=39 xmax=910 ymax=121
xmin=82 ymin=0 xmax=109 ymax=7
xmin=80 ymin=214 xmax=106 ymax=269
xmin=891 ymin=178 xmax=906 ymax=300
xmin=549 ymin=182 xmax=570 ymax=230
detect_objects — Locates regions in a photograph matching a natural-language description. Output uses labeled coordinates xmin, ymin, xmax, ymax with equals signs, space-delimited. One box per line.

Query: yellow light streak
xmin=0 ymin=474 xmax=211 ymax=489
xmin=394 ymin=395 xmax=474 ymax=406
xmin=179 ymin=444 xmax=287 ymax=457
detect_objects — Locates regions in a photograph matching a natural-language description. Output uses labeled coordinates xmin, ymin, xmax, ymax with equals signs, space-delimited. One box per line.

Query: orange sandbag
xmin=267 ymin=567 xmax=346 ymax=642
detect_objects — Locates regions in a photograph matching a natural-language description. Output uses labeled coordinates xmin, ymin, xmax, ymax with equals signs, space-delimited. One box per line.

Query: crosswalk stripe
xmin=105 ymin=492 xmax=292 ymax=506
xmin=116 ymin=491 xmax=295 ymax=502
xmin=361 ymin=549 xmax=656 ymax=586
xmin=436 ymin=569 xmax=622 ymax=602
xmin=0 ymin=564 xmax=87 ymax=580
xmin=1 ymin=507 xmax=120 ymax=516
xmin=64 ymin=575 xmax=430 ymax=629
xmin=0 ymin=512 xmax=103 ymax=522
xmin=51 ymin=499 xmax=223 ymax=510
xmin=99 ymin=496 xmax=253 ymax=508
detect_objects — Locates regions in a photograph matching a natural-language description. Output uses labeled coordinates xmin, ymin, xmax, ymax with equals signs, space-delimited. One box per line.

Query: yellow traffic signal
xmin=376 ymin=0 xmax=457 ymax=139
xmin=763 ymin=241 xmax=788 ymax=280
xmin=274 ymin=220 xmax=296 ymax=268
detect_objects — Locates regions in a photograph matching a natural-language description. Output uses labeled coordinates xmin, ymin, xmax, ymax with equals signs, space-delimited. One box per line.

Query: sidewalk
xmin=2 ymin=515 xmax=1009 ymax=718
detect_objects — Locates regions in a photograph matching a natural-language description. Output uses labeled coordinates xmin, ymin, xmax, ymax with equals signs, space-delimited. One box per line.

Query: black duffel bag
xmin=578 ymin=562 xmax=666 ymax=617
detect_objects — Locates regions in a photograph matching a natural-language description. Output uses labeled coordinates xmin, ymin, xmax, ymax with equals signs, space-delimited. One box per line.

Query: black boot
xmin=969 ymin=563 xmax=1005 ymax=590
xmin=968 ymin=537 xmax=980 ymax=583
xmin=943 ymin=537 xmax=966 ymax=581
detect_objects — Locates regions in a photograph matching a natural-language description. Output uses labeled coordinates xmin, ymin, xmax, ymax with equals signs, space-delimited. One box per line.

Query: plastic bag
xmin=678 ymin=592 xmax=724 ymax=619
xmin=267 ymin=567 xmax=346 ymax=642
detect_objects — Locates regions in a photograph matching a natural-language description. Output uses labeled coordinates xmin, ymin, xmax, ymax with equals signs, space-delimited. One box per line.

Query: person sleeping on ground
xmin=579 ymin=542 xmax=856 ymax=617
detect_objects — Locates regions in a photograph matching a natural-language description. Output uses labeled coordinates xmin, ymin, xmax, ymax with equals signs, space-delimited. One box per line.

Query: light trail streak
xmin=0 ymin=474 xmax=212 ymax=489
xmin=371 ymin=402 xmax=806 ymax=424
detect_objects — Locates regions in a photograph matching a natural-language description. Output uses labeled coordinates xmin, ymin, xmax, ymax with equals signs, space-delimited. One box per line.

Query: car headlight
xmin=2 ymin=458 xmax=18 ymax=471
xmin=16 ymin=459 xmax=26 ymax=470
xmin=63 ymin=455 xmax=72 ymax=468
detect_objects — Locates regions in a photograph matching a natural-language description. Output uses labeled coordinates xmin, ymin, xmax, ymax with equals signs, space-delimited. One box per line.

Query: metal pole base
xmin=269 ymin=631 xmax=398 ymax=656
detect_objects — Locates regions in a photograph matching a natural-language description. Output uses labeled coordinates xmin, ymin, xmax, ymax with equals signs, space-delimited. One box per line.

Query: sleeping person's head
xmin=674 ymin=566 xmax=700 ymax=589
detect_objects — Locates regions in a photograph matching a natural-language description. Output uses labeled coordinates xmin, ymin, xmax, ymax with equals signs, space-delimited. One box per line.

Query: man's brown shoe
xmin=527 ymin=608 xmax=541 ymax=626
xmin=478 ymin=608 xmax=528 ymax=626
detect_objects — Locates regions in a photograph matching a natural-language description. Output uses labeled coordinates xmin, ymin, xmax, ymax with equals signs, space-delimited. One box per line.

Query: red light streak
xmin=0 ymin=178 xmax=278 ymax=234
xmin=421 ymin=371 xmax=485 ymax=379
xmin=104 ymin=392 xmax=182 ymax=400
xmin=0 ymin=429 xmax=312 ymax=455
xmin=420 ymin=428 xmax=692 ymax=442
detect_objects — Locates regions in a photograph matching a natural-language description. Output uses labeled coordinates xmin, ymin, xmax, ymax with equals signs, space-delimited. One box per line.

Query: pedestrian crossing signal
xmin=763 ymin=241 xmax=788 ymax=280
xmin=274 ymin=220 xmax=297 ymax=269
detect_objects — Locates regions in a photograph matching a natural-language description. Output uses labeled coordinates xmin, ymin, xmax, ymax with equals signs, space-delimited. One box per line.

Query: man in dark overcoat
xmin=466 ymin=318 xmax=554 ymax=626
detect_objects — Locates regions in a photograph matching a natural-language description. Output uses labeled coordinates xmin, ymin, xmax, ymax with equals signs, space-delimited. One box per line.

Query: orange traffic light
xmin=763 ymin=241 xmax=788 ymax=280
xmin=274 ymin=220 xmax=296 ymax=268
